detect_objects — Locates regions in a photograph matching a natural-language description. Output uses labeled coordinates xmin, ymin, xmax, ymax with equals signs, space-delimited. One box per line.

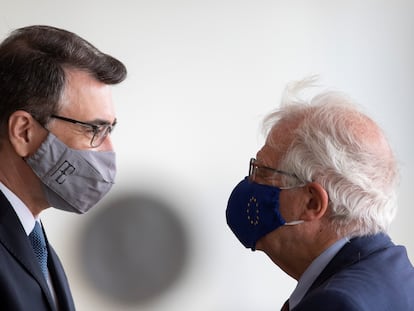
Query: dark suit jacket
xmin=0 ymin=191 xmax=75 ymax=311
xmin=293 ymin=234 xmax=414 ymax=310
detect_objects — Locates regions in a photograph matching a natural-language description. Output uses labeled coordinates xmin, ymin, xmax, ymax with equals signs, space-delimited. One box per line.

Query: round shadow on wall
xmin=79 ymin=193 xmax=189 ymax=305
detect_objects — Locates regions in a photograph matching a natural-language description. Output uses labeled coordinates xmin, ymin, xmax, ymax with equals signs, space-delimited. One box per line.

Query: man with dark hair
xmin=0 ymin=25 xmax=127 ymax=310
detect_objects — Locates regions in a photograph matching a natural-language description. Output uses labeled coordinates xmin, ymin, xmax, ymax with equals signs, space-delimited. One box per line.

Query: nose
xmin=97 ymin=135 xmax=114 ymax=151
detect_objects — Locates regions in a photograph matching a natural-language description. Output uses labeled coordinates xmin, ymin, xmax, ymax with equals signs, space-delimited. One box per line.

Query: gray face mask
xmin=26 ymin=133 xmax=116 ymax=214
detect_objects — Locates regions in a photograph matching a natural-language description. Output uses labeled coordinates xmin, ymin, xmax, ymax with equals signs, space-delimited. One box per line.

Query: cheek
xmin=63 ymin=134 xmax=91 ymax=149
xmin=65 ymin=138 xmax=89 ymax=149
xmin=51 ymin=126 xmax=90 ymax=150
xmin=32 ymin=128 xmax=49 ymax=149
xmin=278 ymin=190 xmax=300 ymax=220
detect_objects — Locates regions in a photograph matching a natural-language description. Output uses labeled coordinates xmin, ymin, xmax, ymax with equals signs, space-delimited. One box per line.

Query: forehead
xmin=257 ymin=120 xmax=298 ymax=166
xmin=59 ymin=69 xmax=115 ymax=121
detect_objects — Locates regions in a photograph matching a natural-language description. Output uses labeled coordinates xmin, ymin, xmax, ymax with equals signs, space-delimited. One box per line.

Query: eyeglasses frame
xmin=249 ymin=158 xmax=305 ymax=189
xmin=50 ymin=114 xmax=116 ymax=147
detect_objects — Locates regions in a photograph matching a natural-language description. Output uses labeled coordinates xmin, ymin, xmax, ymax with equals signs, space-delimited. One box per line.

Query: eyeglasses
xmin=249 ymin=158 xmax=305 ymax=189
xmin=51 ymin=115 xmax=117 ymax=148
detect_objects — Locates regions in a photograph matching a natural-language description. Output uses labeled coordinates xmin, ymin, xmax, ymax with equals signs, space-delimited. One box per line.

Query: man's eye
xmin=85 ymin=127 xmax=96 ymax=134
xmin=96 ymin=126 xmax=108 ymax=135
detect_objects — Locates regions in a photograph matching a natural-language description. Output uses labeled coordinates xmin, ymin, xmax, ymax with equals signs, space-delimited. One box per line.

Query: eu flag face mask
xmin=26 ymin=132 xmax=116 ymax=214
xmin=226 ymin=177 xmax=303 ymax=250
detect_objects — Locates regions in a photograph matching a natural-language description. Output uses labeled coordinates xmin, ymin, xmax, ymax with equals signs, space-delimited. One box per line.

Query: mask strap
xmin=284 ymin=220 xmax=304 ymax=226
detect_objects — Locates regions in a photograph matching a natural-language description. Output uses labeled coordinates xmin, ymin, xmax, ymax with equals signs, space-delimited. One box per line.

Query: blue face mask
xmin=226 ymin=177 xmax=303 ymax=250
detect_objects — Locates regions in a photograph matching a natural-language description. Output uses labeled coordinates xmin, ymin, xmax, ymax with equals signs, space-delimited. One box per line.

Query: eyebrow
xmin=88 ymin=118 xmax=117 ymax=126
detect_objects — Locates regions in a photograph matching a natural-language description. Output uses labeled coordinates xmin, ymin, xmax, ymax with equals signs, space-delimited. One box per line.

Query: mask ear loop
xmin=284 ymin=220 xmax=304 ymax=226
xmin=280 ymin=181 xmax=308 ymax=227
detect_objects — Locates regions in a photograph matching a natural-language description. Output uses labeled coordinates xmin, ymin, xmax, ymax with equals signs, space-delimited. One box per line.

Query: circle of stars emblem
xmin=246 ymin=196 xmax=259 ymax=226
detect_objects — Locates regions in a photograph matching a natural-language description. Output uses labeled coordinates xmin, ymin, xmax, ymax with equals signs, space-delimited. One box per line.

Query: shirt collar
xmin=0 ymin=182 xmax=37 ymax=236
xmin=289 ymin=237 xmax=350 ymax=309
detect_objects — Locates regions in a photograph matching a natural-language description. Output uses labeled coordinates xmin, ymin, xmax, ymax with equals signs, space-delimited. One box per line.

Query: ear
xmin=8 ymin=110 xmax=45 ymax=157
xmin=301 ymin=182 xmax=329 ymax=221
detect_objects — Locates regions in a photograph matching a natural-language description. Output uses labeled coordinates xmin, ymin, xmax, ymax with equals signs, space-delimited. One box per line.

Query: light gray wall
xmin=2 ymin=1 xmax=413 ymax=310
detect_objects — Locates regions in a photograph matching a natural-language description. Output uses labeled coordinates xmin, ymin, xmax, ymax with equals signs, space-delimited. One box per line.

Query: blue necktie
xmin=29 ymin=222 xmax=49 ymax=279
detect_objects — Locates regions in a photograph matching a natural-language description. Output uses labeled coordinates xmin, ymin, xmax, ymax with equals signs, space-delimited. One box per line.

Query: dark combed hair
xmin=0 ymin=25 xmax=127 ymax=133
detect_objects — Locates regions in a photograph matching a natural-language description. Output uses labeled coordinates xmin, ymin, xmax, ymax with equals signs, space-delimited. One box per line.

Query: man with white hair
xmin=226 ymin=79 xmax=414 ymax=310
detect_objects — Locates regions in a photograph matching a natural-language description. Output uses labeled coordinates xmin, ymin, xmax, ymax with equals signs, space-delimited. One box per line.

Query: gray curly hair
xmin=263 ymin=77 xmax=399 ymax=238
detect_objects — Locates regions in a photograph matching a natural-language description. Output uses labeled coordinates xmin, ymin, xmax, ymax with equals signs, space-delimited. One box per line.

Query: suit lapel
xmin=0 ymin=191 xmax=56 ymax=310
xmin=46 ymin=235 xmax=76 ymax=311
xmin=306 ymin=234 xmax=393 ymax=293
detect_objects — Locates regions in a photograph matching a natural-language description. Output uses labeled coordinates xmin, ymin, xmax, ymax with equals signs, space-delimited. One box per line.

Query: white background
xmin=1 ymin=1 xmax=413 ymax=310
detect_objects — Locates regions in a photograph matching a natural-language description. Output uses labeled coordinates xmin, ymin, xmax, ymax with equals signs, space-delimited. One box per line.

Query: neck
xmin=259 ymin=223 xmax=340 ymax=280
xmin=0 ymin=145 xmax=49 ymax=217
